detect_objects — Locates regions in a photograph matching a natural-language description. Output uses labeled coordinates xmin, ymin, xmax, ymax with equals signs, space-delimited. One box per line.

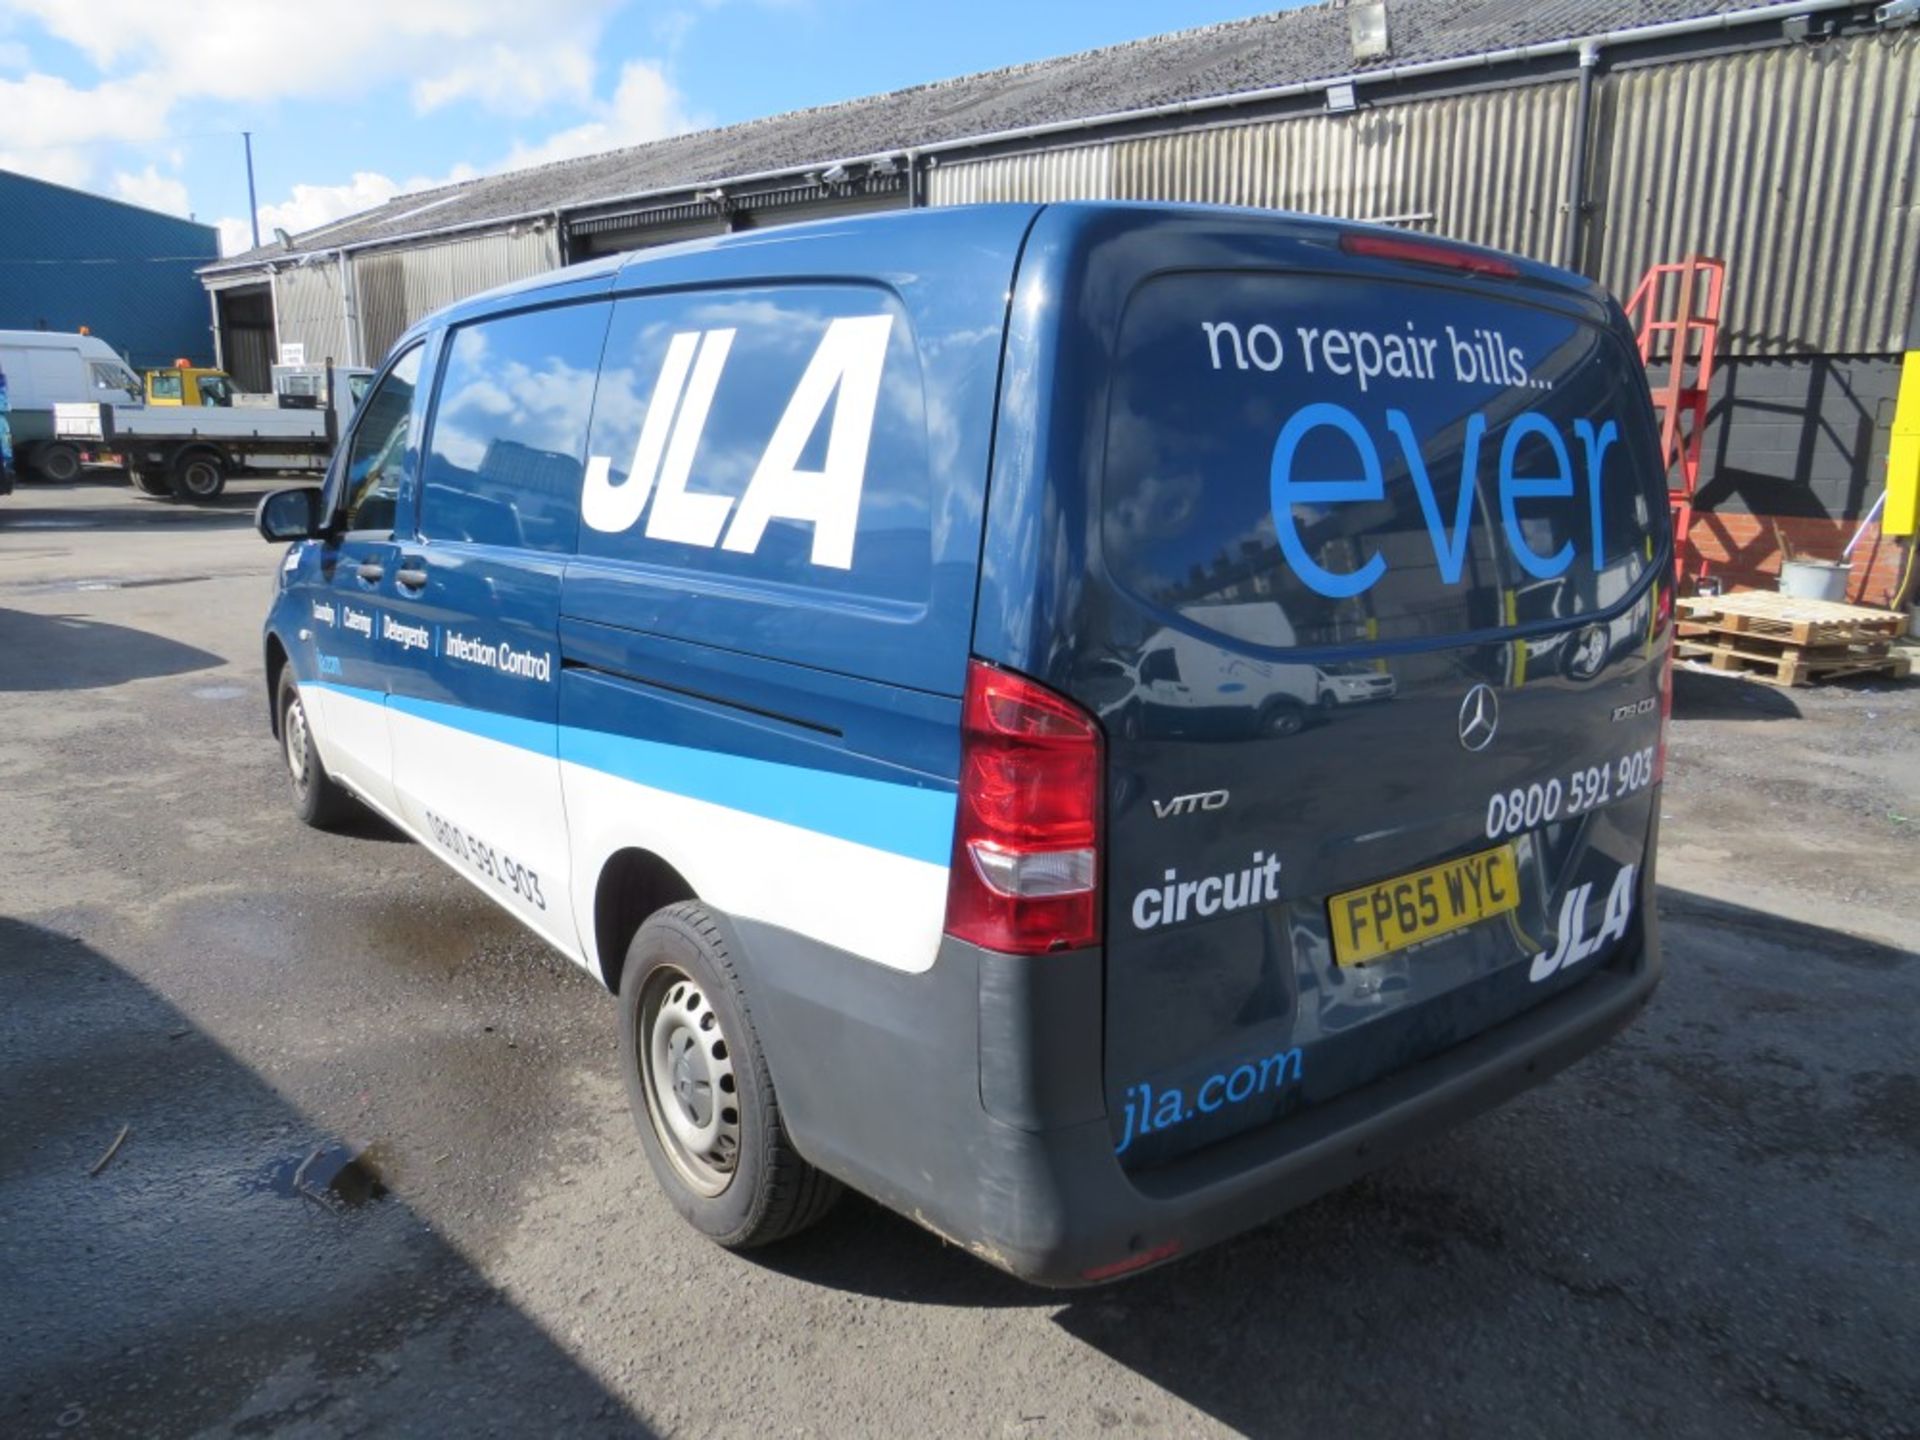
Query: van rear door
xmin=1031 ymin=219 xmax=1670 ymax=1172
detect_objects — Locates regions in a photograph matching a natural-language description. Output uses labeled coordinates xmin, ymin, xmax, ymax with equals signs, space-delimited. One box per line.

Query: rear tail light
xmin=1340 ymin=230 xmax=1520 ymax=277
xmin=1654 ymin=581 xmax=1675 ymax=781
xmin=944 ymin=660 xmax=1102 ymax=955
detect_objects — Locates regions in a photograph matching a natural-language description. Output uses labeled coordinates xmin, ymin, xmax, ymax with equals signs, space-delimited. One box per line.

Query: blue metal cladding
xmin=0 ymin=171 xmax=221 ymax=369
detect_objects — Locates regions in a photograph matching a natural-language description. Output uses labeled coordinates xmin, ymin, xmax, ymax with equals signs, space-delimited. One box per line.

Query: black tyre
xmin=276 ymin=667 xmax=356 ymax=829
xmin=129 ymin=468 xmax=174 ymax=498
xmin=172 ymin=451 xmax=226 ymax=501
xmin=619 ymin=903 xmax=841 ymax=1248
xmin=1261 ymin=698 xmax=1308 ymax=738
xmin=32 ymin=443 xmax=80 ymax=483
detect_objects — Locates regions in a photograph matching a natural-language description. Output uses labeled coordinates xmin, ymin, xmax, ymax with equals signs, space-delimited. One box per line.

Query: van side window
xmin=90 ymin=362 xmax=139 ymax=401
xmin=339 ymin=345 xmax=423 ymax=534
xmin=578 ymin=285 xmax=930 ymax=603
xmin=419 ymin=302 xmax=610 ymax=552
xmin=1139 ymin=647 xmax=1181 ymax=685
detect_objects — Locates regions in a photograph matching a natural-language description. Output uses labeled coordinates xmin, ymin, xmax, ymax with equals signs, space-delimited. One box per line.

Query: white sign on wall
xmin=278 ymin=343 xmax=306 ymax=366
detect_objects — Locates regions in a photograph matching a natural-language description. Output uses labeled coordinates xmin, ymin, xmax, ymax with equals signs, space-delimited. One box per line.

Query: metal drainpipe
xmin=336 ymin=252 xmax=361 ymax=368
xmin=907 ymin=149 xmax=925 ymax=207
xmin=1561 ymin=41 xmax=1602 ymax=273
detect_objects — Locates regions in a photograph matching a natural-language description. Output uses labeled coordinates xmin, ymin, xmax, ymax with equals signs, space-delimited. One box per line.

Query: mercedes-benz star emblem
xmin=1459 ymin=683 xmax=1500 ymax=752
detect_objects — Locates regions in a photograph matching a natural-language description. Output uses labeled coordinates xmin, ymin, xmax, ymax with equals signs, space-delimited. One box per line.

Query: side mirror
xmin=256 ymin=485 xmax=324 ymax=543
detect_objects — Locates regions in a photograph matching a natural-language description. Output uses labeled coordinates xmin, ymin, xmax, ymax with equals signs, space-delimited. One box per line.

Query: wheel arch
xmin=593 ymin=847 xmax=698 ymax=994
xmin=264 ymin=632 xmax=290 ymax=738
xmin=172 ymin=441 xmax=230 ymax=468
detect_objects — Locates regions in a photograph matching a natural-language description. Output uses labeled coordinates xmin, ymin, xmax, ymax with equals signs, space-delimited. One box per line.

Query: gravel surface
xmin=2 ymin=475 xmax=1915 ymax=1439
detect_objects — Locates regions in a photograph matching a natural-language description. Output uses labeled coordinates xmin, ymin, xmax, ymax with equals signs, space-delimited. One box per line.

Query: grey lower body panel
xmin=729 ymin=861 xmax=1662 ymax=1288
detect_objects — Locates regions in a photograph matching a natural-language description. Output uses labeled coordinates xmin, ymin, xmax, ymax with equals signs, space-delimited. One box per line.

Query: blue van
xmin=257 ymin=203 xmax=1670 ymax=1285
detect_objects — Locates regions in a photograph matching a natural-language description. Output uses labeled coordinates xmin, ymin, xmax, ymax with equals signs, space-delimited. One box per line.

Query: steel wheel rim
xmin=639 ymin=966 xmax=740 ymax=1198
xmin=181 ymin=462 xmax=218 ymax=496
xmin=284 ymin=694 xmax=311 ymax=790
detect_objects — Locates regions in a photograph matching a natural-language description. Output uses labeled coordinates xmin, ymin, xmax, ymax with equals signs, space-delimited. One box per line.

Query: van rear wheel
xmin=1261 ymin=698 xmax=1308 ymax=737
xmin=277 ymin=668 xmax=355 ymax=829
xmin=32 ymin=443 xmax=80 ymax=483
xmin=128 ymin=468 xmax=173 ymax=498
xmin=619 ymin=903 xmax=841 ymax=1248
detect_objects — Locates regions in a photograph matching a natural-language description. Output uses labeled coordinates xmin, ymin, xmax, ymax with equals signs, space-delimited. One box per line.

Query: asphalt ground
xmin=2 ymin=473 xmax=1915 ymax=1439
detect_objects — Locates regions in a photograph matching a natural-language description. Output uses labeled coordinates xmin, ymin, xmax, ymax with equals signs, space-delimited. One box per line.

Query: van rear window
xmin=1101 ymin=272 xmax=1664 ymax=650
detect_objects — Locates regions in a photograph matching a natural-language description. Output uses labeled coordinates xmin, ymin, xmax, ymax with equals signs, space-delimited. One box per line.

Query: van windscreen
xmin=1101 ymin=271 xmax=1664 ymax=649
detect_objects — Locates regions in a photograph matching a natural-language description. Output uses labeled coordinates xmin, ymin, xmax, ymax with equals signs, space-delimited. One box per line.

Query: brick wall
xmin=1684 ymin=512 xmax=1912 ymax=610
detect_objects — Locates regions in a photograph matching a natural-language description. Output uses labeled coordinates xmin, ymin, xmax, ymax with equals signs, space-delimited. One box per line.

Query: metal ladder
xmin=1623 ymin=256 xmax=1726 ymax=586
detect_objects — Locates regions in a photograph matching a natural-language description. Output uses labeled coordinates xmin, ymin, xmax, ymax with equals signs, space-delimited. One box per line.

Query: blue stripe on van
xmin=560 ymin=724 xmax=956 ymax=867
xmin=307 ymin=682 xmax=955 ymax=867
xmin=389 ymin=693 xmax=557 ymax=757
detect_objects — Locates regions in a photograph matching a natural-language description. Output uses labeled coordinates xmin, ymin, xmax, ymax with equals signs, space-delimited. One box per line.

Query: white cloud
xmin=8 ymin=0 xmax=619 ymax=111
xmin=213 ymin=167 xmax=483 ymax=256
xmin=111 ymin=164 xmax=190 ymax=216
xmin=4 ymin=1 xmax=703 ymax=258
xmin=500 ymin=60 xmax=698 ymax=172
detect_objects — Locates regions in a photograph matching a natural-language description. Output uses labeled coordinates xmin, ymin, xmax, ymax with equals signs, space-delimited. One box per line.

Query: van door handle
xmin=395 ymin=559 xmax=429 ymax=589
xmin=355 ymin=560 xmax=385 ymax=584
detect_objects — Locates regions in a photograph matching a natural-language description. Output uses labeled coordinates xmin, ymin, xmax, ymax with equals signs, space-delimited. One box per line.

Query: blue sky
xmin=0 ymin=1 xmax=1297 ymax=255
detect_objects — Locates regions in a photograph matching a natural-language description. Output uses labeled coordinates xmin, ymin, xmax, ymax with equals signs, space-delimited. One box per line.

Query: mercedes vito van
xmin=256 ymin=204 xmax=1671 ymax=1285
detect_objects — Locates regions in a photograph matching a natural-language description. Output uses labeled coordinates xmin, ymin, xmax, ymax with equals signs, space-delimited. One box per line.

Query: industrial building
xmin=198 ymin=0 xmax=1920 ymax=603
xmin=2 ymin=170 xmax=219 ymax=370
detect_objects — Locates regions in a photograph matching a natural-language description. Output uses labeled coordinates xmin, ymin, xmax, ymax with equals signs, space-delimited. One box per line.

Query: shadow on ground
xmin=0 ymin=918 xmax=650 ymax=1438
xmin=0 ymin=475 xmax=267 ymax=533
xmin=0 ymin=609 xmax=224 ymax=692
xmin=761 ymin=887 xmax=1917 ymax=1438
xmin=1672 ymin=664 xmax=1803 ymax=720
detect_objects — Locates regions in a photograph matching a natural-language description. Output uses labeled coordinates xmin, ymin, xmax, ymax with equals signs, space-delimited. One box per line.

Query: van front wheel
xmin=619 ymin=903 xmax=841 ymax=1248
xmin=277 ymin=668 xmax=355 ymax=829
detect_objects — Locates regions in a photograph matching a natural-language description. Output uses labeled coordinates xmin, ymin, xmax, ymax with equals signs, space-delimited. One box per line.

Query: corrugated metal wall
xmin=1588 ymin=32 xmax=1920 ymax=356
xmin=0 ymin=170 xmax=220 ymax=369
xmin=927 ymin=144 xmax=1115 ymax=204
xmin=1114 ymin=84 xmax=1576 ymax=260
xmin=356 ymin=227 xmax=559 ymax=362
xmin=928 ymin=85 xmax=1574 ymax=260
xmin=270 ymin=263 xmax=349 ymax=370
xmin=926 ymin=34 xmax=1920 ymax=357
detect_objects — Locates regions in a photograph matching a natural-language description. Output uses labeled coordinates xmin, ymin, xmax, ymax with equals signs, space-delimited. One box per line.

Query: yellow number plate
xmin=1328 ymin=843 xmax=1520 ymax=966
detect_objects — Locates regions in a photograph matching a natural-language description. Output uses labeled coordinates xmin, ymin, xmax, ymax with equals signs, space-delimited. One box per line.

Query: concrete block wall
xmin=1696 ymin=356 xmax=1898 ymax=522
xmin=1679 ymin=354 xmax=1911 ymax=607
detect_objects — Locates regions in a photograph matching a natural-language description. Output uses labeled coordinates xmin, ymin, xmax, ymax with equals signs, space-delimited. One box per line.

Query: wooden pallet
xmin=1678 ymin=590 xmax=1907 ymax=647
xmin=1677 ymin=638 xmax=1912 ymax=687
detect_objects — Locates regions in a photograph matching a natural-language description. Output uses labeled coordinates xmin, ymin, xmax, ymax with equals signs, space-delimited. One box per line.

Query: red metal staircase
xmin=1623 ymin=256 xmax=1725 ymax=586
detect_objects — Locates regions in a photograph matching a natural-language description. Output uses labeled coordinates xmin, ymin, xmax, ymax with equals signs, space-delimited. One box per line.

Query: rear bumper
xmin=730 ymin=869 xmax=1661 ymax=1288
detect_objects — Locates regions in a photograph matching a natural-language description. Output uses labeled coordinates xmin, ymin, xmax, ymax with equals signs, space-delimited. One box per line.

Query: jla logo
xmin=1530 ymin=862 xmax=1637 ymax=983
xmin=580 ymin=314 xmax=894 ymax=570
